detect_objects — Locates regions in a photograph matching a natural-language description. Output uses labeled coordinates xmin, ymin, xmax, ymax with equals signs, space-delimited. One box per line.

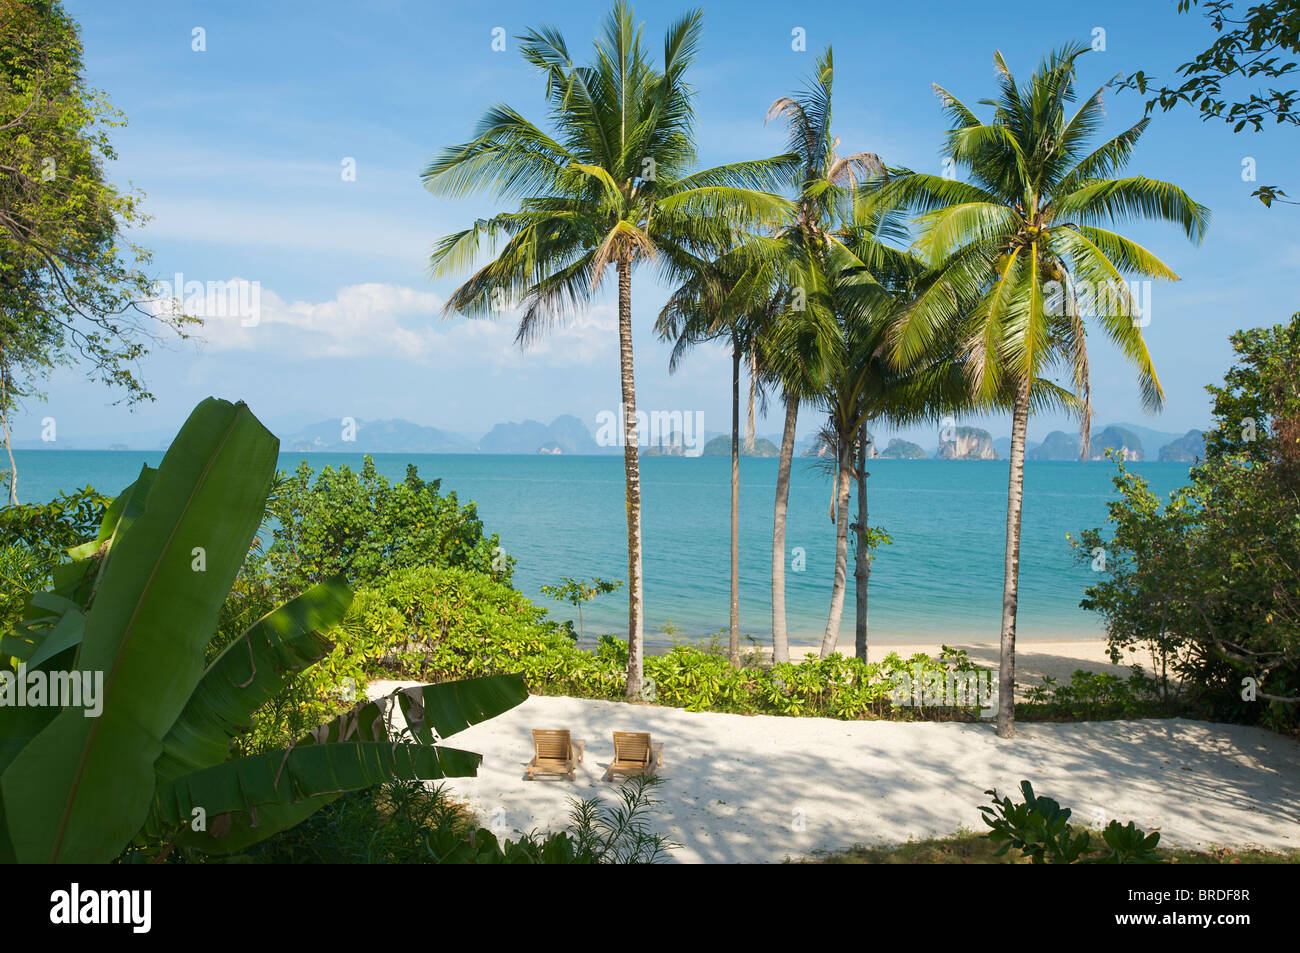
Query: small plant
xmin=539 ymin=576 xmax=623 ymax=645
xmin=563 ymin=775 xmax=675 ymax=864
xmin=981 ymin=781 xmax=1162 ymax=864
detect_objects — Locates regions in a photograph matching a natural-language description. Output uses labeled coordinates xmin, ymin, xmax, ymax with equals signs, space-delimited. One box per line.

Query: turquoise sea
xmin=9 ymin=450 xmax=1191 ymax=652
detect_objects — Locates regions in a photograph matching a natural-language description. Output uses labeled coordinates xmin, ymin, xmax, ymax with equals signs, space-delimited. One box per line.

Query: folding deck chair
xmin=526 ymin=729 xmax=585 ymax=780
xmin=602 ymin=731 xmax=663 ymax=781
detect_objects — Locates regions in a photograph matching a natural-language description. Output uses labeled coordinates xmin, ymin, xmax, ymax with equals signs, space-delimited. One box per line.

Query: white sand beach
xmin=371 ymin=682 xmax=1300 ymax=864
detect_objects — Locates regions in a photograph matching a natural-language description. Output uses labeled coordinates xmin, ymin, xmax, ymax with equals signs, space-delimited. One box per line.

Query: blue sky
xmin=13 ymin=0 xmax=1298 ymax=448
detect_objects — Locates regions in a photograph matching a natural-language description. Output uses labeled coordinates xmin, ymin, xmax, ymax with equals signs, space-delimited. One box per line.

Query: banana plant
xmin=0 ymin=398 xmax=527 ymax=863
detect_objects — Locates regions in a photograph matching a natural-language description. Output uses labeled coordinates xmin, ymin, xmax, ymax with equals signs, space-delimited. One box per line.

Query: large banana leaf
xmin=0 ymin=398 xmax=278 ymax=863
xmin=0 ymin=468 xmax=158 ymax=855
xmin=305 ymin=674 xmax=531 ymax=746
xmin=152 ymin=577 xmax=351 ymax=784
xmin=147 ymin=673 xmax=528 ymax=855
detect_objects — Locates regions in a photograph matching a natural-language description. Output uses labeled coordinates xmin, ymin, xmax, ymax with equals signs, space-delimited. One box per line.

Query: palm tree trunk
xmin=771 ymin=394 xmax=798 ymax=663
xmin=853 ymin=423 xmax=869 ymax=661
xmin=617 ymin=256 xmax=645 ymax=698
xmin=745 ymin=347 xmax=757 ymax=452
xmin=996 ymin=377 xmax=1032 ymax=737
xmin=729 ymin=341 xmax=741 ymax=667
xmin=1 ymin=358 xmax=16 ymax=506
xmin=819 ymin=435 xmax=853 ymax=658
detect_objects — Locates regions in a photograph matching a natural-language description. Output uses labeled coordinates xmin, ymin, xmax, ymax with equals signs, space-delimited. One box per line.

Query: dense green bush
xmin=1074 ymin=315 xmax=1300 ymax=732
xmin=286 ymin=563 xmax=993 ymax=723
xmin=1020 ymin=668 xmax=1177 ymax=721
xmin=0 ymin=486 xmax=108 ymax=633
xmin=257 ymin=456 xmax=511 ymax=598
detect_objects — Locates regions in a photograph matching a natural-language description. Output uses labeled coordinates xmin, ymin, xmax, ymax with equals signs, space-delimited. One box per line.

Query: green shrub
xmin=294 ymin=563 xmax=995 ymax=724
xmin=982 ymin=780 xmax=1162 ymax=864
xmin=257 ymin=456 xmax=510 ymax=598
xmin=0 ymin=486 xmax=108 ymax=634
xmin=1020 ymin=668 xmax=1176 ymax=721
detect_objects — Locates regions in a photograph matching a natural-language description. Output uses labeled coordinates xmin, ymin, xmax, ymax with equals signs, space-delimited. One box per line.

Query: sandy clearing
xmin=371 ymin=683 xmax=1300 ymax=864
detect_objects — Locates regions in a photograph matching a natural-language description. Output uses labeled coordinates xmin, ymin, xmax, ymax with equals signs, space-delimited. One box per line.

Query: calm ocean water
xmin=9 ymin=450 xmax=1191 ymax=652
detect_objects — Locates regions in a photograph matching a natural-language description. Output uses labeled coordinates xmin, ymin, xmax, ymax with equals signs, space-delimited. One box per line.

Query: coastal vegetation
xmin=0 ymin=398 xmax=527 ymax=863
xmin=1073 ymin=313 xmax=1300 ymax=732
xmin=0 ymin=0 xmax=193 ymax=505
xmin=3 ymin=0 xmax=1298 ymax=868
xmin=424 ymin=1 xmax=796 ymax=697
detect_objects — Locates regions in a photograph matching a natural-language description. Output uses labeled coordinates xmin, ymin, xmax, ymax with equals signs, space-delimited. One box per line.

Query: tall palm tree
xmin=808 ymin=237 xmax=982 ymax=658
xmin=658 ymin=254 xmax=775 ymax=666
xmin=762 ymin=47 xmax=882 ymax=663
xmin=885 ymin=44 xmax=1209 ymax=735
xmin=424 ymin=3 xmax=793 ymax=697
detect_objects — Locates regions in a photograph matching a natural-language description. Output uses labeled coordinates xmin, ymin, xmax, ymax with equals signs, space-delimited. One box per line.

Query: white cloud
xmin=178 ymin=280 xmax=619 ymax=371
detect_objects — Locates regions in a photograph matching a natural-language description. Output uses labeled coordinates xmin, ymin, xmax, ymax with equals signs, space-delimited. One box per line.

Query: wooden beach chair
xmin=602 ymin=731 xmax=664 ymax=781
xmin=526 ymin=729 xmax=585 ymax=780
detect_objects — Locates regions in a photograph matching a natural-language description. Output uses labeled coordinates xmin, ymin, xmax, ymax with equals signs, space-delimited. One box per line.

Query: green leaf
xmin=152 ymin=577 xmax=353 ymax=784
xmin=152 ymin=742 xmax=481 ymax=855
xmin=0 ymin=398 xmax=279 ymax=863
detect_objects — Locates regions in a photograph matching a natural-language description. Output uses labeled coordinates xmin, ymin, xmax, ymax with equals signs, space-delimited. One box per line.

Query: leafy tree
xmin=1117 ymin=0 xmax=1300 ymax=206
xmin=251 ymin=456 xmax=509 ymax=600
xmin=0 ymin=0 xmax=195 ymax=502
xmin=1074 ymin=315 xmax=1300 ymax=728
xmin=883 ymin=44 xmax=1208 ymax=737
xmin=539 ymin=576 xmax=623 ymax=645
xmin=424 ymin=2 xmax=794 ymax=697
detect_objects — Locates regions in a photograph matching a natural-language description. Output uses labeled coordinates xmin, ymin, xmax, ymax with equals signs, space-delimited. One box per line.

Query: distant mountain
xmin=1158 ymin=429 xmax=1206 ymax=462
xmin=1090 ymin=425 xmax=1143 ymax=461
xmin=479 ymin=414 xmax=602 ymax=454
xmin=937 ymin=426 xmax=998 ymax=460
xmin=283 ymin=418 xmax=474 ymax=453
xmin=1027 ymin=430 xmax=1080 ymax=461
xmin=878 ymin=438 xmax=926 ymax=459
xmin=801 ymin=433 xmax=834 ymax=458
xmin=1111 ymin=422 xmax=1188 ymax=458
xmin=701 ymin=435 xmax=780 ymax=457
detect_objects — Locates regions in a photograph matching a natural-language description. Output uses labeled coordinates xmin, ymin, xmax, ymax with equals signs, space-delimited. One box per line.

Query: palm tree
xmin=424 ymin=4 xmax=793 ymax=697
xmin=885 ymin=44 xmax=1209 ymax=735
xmin=658 ymin=255 xmax=774 ymax=666
xmin=808 ymin=236 xmax=973 ymax=658
xmin=761 ymin=47 xmax=883 ymax=663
